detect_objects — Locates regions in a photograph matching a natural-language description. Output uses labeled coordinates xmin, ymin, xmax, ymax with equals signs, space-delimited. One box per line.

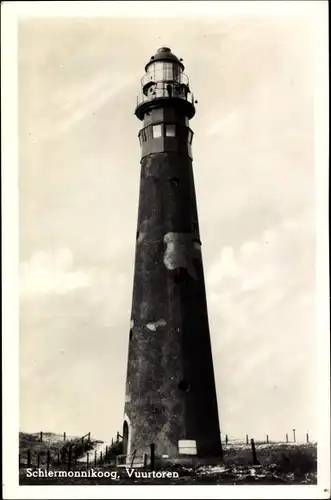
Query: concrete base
xmin=154 ymin=455 xmax=224 ymax=469
xmin=116 ymin=453 xmax=224 ymax=470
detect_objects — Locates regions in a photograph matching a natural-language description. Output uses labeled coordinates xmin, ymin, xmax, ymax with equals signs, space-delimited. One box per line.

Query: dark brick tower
xmin=123 ymin=47 xmax=222 ymax=460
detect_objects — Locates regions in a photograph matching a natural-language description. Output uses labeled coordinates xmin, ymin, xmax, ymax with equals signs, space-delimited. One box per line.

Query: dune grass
xmin=19 ymin=435 xmax=317 ymax=485
xmin=19 ymin=431 xmax=101 ymax=466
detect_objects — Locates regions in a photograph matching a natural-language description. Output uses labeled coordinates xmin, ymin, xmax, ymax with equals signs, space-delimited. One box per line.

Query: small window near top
xmin=165 ymin=124 xmax=176 ymax=137
xmin=188 ymin=130 xmax=193 ymax=144
xmin=152 ymin=124 xmax=162 ymax=138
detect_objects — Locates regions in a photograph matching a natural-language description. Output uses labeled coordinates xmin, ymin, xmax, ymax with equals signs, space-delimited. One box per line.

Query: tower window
xmin=165 ymin=124 xmax=176 ymax=137
xmin=188 ymin=130 xmax=193 ymax=144
xmin=140 ymin=126 xmax=155 ymax=143
xmin=152 ymin=124 xmax=162 ymax=138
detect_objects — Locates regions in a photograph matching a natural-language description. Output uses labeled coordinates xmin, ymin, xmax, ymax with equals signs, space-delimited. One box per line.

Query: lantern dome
xmin=145 ymin=47 xmax=185 ymax=72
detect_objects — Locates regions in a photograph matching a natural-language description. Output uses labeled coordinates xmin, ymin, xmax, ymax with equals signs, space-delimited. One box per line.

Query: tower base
xmin=154 ymin=454 xmax=224 ymax=469
xmin=116 ymin=451 xmax=224 ymax=469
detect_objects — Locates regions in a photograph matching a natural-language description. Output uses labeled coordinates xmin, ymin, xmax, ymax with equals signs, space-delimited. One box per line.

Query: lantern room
xmin=144 ymin=46 xmax=184 ymax=82
xmin=135 ymin=47 xmax=196 ymax=121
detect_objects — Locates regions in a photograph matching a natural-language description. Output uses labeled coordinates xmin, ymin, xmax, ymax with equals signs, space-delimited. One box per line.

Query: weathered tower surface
xmin=123 ymin=47 xmax=222 ymax=460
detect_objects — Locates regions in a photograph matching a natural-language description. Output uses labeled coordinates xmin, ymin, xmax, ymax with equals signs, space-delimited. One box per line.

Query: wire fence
xmin=19 ymin=431 xmax=123 ymax=471
xmin=19 ymin=428 xmax=314 ymax=473
xmin=221 ymin=429 xmax=313 ymax=445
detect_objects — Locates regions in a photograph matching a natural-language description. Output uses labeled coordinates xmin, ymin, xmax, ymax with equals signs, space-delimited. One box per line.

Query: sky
xmin=18 ymin=8 xmax=319 ymax=444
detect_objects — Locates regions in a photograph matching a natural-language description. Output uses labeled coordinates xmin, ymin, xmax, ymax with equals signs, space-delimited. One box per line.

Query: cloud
xmin=19 ymin=250 xmax=132 ymax=440
xmin=205 ymin=110 xmax=242 ymax=138
xmin=207 ymin=246 xmax=238 ymax=286
xmin=20 ymin=248 xmax=92 ymax=297
xmin=51 ymin=71 xmax=140 ymax=138
xmin=204 ymin=209 xmax=316 ymax=439
xmin=206 ymin=209 xmax=314 ymax=297
xmin=17 ymin=17 xmax=317 ymax=441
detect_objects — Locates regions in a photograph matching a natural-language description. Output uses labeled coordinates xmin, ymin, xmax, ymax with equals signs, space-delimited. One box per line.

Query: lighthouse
xmin=123 ymin=47 xmax=222 ymax=461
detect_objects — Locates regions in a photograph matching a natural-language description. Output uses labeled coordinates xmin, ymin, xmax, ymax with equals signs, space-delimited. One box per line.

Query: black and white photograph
xmin=2 ymin=1 xmax=329 ymax=498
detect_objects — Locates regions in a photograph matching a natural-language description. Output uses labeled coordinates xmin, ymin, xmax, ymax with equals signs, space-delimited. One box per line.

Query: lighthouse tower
xmin=123 ymin=47 xmax=222 ymax=460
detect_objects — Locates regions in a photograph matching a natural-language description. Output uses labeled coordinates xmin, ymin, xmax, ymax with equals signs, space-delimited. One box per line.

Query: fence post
xmin=130 ymin=449 xmax=137 ymax=468
xmin=246 ymin=434 xmax=249 ymax=445
xmin=27 ymin=449 xmax=31 ymax=468
xmin=293 ymin=429 xmax=296 ymax=443
xmin=67 ymin=447 xmax=72 ymax=471
xmin=250 ymin=438 xmax=259 ymax=466
xmin=225 ymin=434 xmax=228 ymax=445
xmin=266 ymin=434 xmax=269 ymax=444
xmin=94 ymin=450 xmax=97 ymax=467
xmin=286 ymin=433 xmax=288 ymax=443
xmin=111 ymin=438 xmax=114 ymax=446
xmin=143 ymin=453 xmax=148 ymax=467
xmin=47 ymin=450 xmax=50 ymax=473
xmin=63 ymin=432 xmax=66 ymax=441
xmin=306 ymin=433 xmax=309 ymax=443
xmin=40 ymin=431 xmax=43 ymax=442
xmin=86 ymin=452 xmax=89 ymax=469
xmin=105 ymin=445 xmax=108 ymax=455
xmin=150 ymin=443 xmax=155 ymax=470
xmin=88 ymin=432 xmax=91 ymax=443
xmin=100 ymin=451 xmax=103 ymax=465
